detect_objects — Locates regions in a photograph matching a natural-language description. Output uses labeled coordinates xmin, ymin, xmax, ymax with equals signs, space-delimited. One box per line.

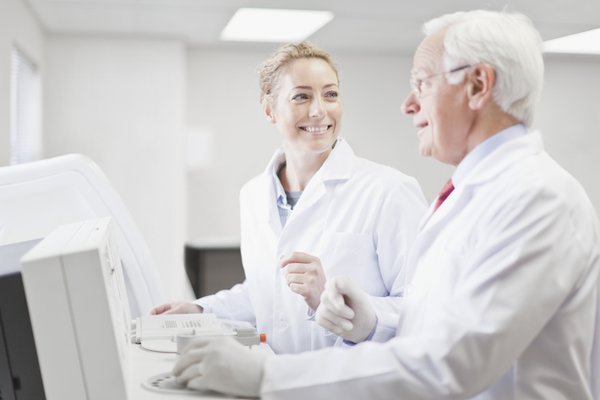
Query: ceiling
xmin=24 ymin=0 xmax=600 ymax=54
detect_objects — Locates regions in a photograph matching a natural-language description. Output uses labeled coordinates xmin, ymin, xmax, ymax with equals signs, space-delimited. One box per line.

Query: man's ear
xmin=466 ymin=63 xmax=495 ymax=110
xmin=264 ymin=102 xmax=276 ymax=124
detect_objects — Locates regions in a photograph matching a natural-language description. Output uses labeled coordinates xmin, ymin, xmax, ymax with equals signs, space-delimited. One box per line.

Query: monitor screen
xmin=0 ymin=239 xmax=45 ymax=400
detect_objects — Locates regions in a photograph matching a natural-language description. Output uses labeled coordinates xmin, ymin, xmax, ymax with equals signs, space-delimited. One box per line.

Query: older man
xmin=173 ymin=10 xmax=600 ymax=399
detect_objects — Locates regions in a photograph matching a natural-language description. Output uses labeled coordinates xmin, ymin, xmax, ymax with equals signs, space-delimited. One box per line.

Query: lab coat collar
xmin=420 ymin=130 xmax=544 ymax=231
xmin=452 ymin=124 xmax=527 ymax=188
xmin=289 ymin=138 xmax=354 ymax=219
xmin=263 ymin=137 xmax=354 ymax=190
xmin=316 ymin=138 xmax=354 ymax=183
xmin=262 ymin=138 xmax=355 ymax=234
xmin=458 ymin=130 xmax=544 ymax=188
xmin=263 ymin=137 xmax=353 ymax=183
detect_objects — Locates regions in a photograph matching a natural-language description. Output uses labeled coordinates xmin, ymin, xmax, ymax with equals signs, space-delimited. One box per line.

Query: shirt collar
xmin=269 ymin=150 xmax=287 ymax=206
xmin=267 ymin=138 xmax=348 ymax=205
xmin=453 ymin=123 xmax=527 ymax=187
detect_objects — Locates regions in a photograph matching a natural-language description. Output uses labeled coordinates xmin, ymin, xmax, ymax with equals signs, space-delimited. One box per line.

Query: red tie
xmin=433 ymin=179 xmax=454 ymax=212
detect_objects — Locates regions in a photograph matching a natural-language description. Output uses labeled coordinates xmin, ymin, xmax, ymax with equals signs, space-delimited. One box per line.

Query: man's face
xmin=401 ymin=31 xmax=473 ymax=166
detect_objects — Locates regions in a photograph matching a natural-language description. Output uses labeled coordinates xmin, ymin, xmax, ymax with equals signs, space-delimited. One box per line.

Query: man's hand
xmin=280 ymin=252 xmax=326 ymax=310
xmin=316 ymin=277 xmax=376 ymax=343
xmin=173 ymin=336 xmax=272 ymax=398
xmin=149 ymin=301 xmax=203 ymax=315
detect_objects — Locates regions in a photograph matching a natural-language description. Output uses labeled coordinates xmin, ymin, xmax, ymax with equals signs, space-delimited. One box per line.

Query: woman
xmin=151 ymin=42 xmax=427 ymax=354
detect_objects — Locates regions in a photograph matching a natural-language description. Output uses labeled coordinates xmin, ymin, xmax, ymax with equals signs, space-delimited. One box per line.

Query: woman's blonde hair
xmin=258 ymin=41 xmax=339 ymax=106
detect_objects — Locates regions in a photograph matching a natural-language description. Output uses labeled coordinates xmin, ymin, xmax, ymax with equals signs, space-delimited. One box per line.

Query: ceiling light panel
xmin=543 ymin=28 xmax=600 ymax=55
xmin=220 ymin=8 xmax=334 ymax=42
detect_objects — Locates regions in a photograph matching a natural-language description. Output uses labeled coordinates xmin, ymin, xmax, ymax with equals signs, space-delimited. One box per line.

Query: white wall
xmin=0 ymin=0 xmax=44 ymax=165
xmin=43 ymin=36 xmax=190 ymax=301
xmin=186 ymin=48 xmax=600 ymax=243
xmin=538 ymin=54 xmax=600 ymax=213
xmin=186 ymin=50 xmax=279 ymax=244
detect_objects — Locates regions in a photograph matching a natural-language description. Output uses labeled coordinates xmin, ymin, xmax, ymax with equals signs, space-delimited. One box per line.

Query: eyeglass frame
xmin=410 ymin=64 xmax=472 ymax=99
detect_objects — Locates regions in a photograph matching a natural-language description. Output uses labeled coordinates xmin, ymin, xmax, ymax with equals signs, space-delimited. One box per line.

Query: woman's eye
xmin=291 ymin=93 xmax=309 ymax=101
xmin=324 ymin=90 xmax=339 ymax=99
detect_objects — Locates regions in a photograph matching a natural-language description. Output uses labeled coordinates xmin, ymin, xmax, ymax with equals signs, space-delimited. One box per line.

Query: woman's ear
xmin=263 ymin=102 xmax=276 ymax=124
xmin=466 ymin=63 xmax=495 ymax=110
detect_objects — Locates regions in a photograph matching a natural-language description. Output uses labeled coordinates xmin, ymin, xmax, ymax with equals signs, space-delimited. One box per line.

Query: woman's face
xmin=265 ymin=58 xmax=342 ymax=156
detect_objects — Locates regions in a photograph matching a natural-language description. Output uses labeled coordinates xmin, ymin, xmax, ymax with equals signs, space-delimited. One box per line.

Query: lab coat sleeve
xmin=194 ymin=281 xmax=255 ymax=324
xmin=369 ymin=176 xmax=427 ymax=341
xmin=261 ymin=185 xmax=598 ymax=399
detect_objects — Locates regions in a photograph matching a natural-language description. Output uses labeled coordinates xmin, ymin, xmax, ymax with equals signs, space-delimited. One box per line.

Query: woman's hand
xmin=280 ymin=252 xmax=326 ymax=311
xmin=148 ymin=301 xmax=203 ymax=315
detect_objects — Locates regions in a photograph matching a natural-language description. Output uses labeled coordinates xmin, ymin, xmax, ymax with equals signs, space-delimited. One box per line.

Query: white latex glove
xmin=316 ymin=276 xmax=376 ymax=343
xmin=172 ymin=336 xmax=273 ymax=398
xmin=280 ymin=252 xmax=326 ymax=311
xmin=149 ymin=301 xmax=202 ymax=315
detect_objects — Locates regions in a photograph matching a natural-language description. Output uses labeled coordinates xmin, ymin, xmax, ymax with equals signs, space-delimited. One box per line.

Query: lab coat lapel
xmin=265 ymin=181 xmax=282 ymax=237
xmin=418 ymin=131 xmax=544 ymax=243
xmin=405 ymin=131 xmax=544 ymax=287
xmin=262 ymin=148 xmax=285 ymax=237
xmin=287 ymin=139 xmax=353 ymax=222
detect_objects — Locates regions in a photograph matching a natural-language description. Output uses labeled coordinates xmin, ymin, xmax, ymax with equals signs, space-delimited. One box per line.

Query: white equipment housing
xmin=0 ymin=154 xmax=164 ymax=317
xmin=21 ymin=218 xmax=131 ymax=400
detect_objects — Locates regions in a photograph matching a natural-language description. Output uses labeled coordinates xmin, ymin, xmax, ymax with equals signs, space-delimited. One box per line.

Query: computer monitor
xmin=21 ymin=218 xmax=130 ymax=400
xmin=0 ymin=154 xmax=164 ymax=317
xmin=0 ymin=239 xmax=45 ymax=400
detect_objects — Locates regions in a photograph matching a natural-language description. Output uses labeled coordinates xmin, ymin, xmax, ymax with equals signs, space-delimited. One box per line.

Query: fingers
xmin=283 ymin=264 xmax=325 ymax=304
xmin=149 ymin=302 xmax=203 ymax=316
xmin=316 ymin=278 xmax=363 ymax=337
xmin=282 ymin=262 xmax=321 ymax=276
xmin=162 ymin=304 xmax=182 ymax=315
xmin=316 ymin=307 xmax=354 ymax=335
xmin=175 ymin=361 xmax=205 ymax=386
xmin=282 ymin=265 xmax=319 ymax=288
xmin=279 ymin=251 xmax=319 ymax=268
xmin=170 ymin=303 xmax=203 ymax=315
xmin=281 ymin=260 xmax=324 ymax=283
xmin=288 ymin=282 xmax=304 ymax=295
xmin=187 ymin=375 xmax=210 ymax=392
xmin=320 ymin=282 xmax=354 ymax=320
xmin=281 ymin=263 xmax=306 ymax=278
xmin=334 ymin=276 xmax=360 ymax=297
xmin=172 ymin=339 xmax=212 ymax=376
xmin=173 ymin=349 xmax=205 ymax=378
xmin=149 ymin=303 xmax=170 ymax=315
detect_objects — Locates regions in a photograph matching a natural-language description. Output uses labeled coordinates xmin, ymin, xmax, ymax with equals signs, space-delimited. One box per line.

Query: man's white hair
xmin=424 ymin=10 xmax=544 ymax=127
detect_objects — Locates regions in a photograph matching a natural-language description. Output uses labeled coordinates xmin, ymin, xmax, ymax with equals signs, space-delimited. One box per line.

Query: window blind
xmin=10 ymin=46 xmax=41 ymax=165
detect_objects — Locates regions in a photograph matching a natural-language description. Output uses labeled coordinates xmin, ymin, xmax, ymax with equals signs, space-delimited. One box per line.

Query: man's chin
xmin=419 ymin=145 xmax=433 ymax=157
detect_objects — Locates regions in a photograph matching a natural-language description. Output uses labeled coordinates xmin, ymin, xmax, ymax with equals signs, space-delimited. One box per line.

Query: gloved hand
xmin=149 ymin=301 xmax=203 ymax=315
xmin=280 ymin=252 xmax=326 ymax=311
xmin=316 ymin=276 xmax=376 ymax=343
xmin=172 ymin=336 xmax=273 ymax=398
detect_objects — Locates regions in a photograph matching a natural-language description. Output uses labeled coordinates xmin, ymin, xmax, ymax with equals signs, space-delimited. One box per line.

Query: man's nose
xmin=401 ymin=91 xmax=420 ymax=115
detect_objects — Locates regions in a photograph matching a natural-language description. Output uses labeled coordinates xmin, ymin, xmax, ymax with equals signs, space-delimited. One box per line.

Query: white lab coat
xmin=196 ymin=139 xmax=427 ymax=354
xmin=261 ymin=131 xmax=600 ymax=399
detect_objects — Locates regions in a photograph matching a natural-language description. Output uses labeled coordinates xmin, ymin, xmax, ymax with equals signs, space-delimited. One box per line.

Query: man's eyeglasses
xmin=410 ymin=64 xmax=472 ymax=99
